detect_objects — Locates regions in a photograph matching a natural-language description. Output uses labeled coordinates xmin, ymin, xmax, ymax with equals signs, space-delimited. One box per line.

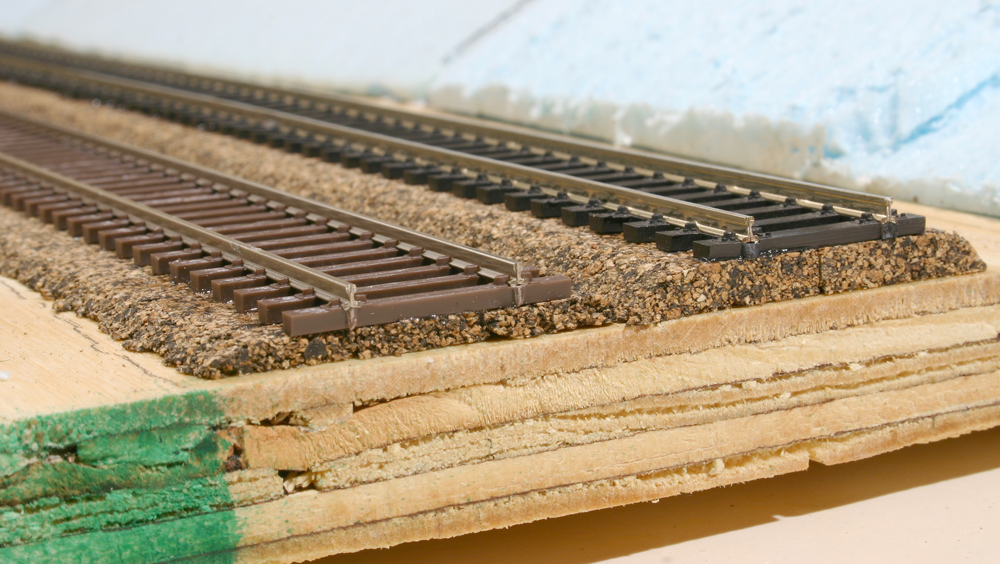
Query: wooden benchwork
xmin=2 ymin=200 xmax=999 ymax=564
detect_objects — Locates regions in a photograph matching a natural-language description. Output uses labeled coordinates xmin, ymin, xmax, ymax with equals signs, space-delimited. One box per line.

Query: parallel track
xmin=0 ymin=113 xmax=570 ymax=336
xmin=0 ymin=42 xmax=926 ymax=260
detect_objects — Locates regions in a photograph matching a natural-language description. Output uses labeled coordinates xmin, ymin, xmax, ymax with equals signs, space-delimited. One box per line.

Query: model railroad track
xmin=0 ymin=43 xmax=926 ymax=259
xmin=0 ymin=112 xmax=571 ymax=336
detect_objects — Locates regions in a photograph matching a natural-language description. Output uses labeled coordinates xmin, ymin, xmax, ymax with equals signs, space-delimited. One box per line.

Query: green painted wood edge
xmin=0 ymin=392 xmax=229 ymax=458
xmin=0 ymin=503 xmax=239 ymax=564
xmin=0 ymin=430 xmax=231 ymax=506
xmin=0 ymin=391 xmax=241 ymax=563
xmin=0 ymin=474 xmax=232 ymax=547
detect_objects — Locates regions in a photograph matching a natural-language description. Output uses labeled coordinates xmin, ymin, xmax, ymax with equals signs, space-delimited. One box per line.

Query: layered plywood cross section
xmin=2 ymin=201 xmax=1000 ymax=563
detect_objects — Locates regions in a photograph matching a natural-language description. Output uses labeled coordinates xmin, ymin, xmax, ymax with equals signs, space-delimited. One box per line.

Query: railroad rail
xmin=0 ymin=42 xmax=926 ymax=259
xmin=0 ymin=112 xmax=571 ymax=336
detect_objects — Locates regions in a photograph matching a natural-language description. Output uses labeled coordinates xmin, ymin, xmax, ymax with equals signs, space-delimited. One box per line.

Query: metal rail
xmin=0 ymin=41 xmax=892 ymax=221
xmin=0 ymin=151 xmax=363 ymax=306
xmin=156 ymin=71 xmax=895 ymax=220
xmin=0 ymin=53 xmax=758 ymax=240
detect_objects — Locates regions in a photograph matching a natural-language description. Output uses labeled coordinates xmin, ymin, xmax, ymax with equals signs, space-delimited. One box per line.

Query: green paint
xmin=0 ymin=392 xmax=228 ymax=458
xmin=0 ymin=451 xmax=29 ymax=479
xmin=0 ymin=391 xmax=242 ymax=563
xmin=78 ymin=424 xmax=212 ymax=467
xmin=0 ymin=475 xmax=232 ymax=547
xmin=0 ymin=504 xmax=239 ymax=564
xmin=0 ymin=431 xmax=230 ymax=506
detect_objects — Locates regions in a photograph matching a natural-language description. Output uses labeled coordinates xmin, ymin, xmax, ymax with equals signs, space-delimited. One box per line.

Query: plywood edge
xmin=5 ymin=304 xmax=999 ymax=561
xmin=230 ymin=371 xmax=1000 ymax=548
xmin=239 ymin=307 xmax=1000 ymax=472
xmin=261 ymin=344 xmax=1000 ymax=490
xmin=230 ymin=402 xmax=1000 ymax=564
